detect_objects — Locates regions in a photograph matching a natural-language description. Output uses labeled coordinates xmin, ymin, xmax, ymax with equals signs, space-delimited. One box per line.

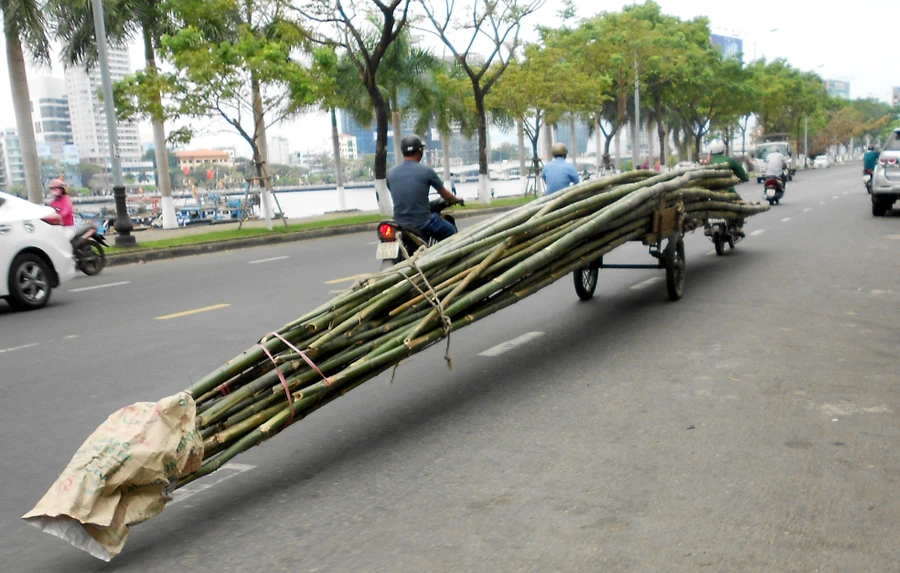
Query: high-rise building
xmin=0 ymin=129 xmax=26 ymax=192
xmin=269 ymin=136 xmax=291 ymax=166
xmin=892 ymin=87 xmax=900 ymax=107
xmin=31 ymin=77 xmax=82 ymax=187
xmin=64 ymin=45 xmax=143 ymax=168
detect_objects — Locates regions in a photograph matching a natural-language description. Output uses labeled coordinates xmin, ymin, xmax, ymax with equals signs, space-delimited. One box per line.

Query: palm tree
xmin=2 ymin=0 xmax=51 ymax=204
xmin=50 ymin=0 xmax=179 ymax=228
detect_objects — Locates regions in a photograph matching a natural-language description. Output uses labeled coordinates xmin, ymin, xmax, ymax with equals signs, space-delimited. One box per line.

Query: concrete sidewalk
xmin=106 ymin=205 xmax=516 ymax=267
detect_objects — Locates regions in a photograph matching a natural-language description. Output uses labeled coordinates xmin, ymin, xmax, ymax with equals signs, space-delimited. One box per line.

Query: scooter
xmin=376 ymin=198 xmax=462 ymax=271
xmin=763 ymin=175 xmax=784 ymax=205
xmin=704 ymin=218 xmax=743 ymax=256
xmin=72 ymin=224 xmax=108 ymax=275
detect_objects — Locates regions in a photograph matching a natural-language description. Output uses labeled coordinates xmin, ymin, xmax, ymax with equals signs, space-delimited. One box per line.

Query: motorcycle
xmin=763 ymin=175 xmax=784 ymax=205
xmin=72 ymin=224 xmax=108 ymax=275
xmin=864 ymin=170 xmax=873 ymax=194
xmin=376 ymin=198 xmax=462 ymax=271
xmin=704 ymin=218 xmax=743 ymax=256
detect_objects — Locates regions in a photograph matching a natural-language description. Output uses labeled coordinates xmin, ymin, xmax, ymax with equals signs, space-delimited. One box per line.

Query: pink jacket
xmin=49 ymin=195 xmax=75 ymax=226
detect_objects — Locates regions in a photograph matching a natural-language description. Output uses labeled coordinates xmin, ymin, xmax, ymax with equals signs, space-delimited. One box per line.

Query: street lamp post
xmin=91 ymin=0 xmax=135 ymax=246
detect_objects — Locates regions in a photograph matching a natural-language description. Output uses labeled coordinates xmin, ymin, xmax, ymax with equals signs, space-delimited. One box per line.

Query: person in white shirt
xmin=764 ymin=151 xmax=788 ymax=190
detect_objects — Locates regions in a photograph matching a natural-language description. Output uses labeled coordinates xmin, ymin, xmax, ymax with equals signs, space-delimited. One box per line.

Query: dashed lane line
xmin=630 ymin=276 xmax=663 ymax=290
xmin=750 ymin=229 xmax=766 ymax=236
xmin=0 ymin=342 xmax=41 ymax=354
xmin=155 ymin=303 xmax=232 ymax=320
xmin=69 ymin=281 xmax=131 ymax=293
xmin=819 ymin=201 xmax=826 ymax=205
xmin=832 ymin=195 xmax=840 ymax=199
xmin=803 ymin=208 xmax=813 ymax=212
xmin=781 ymin=217 xmax=792 ymax=223
xmin=248 ymin=255 xmax=290 ymax=264
xmin=479 ymin=332 xmax=545 ymax=357
xmin=325 ymin=273 xmax=375 ymax=285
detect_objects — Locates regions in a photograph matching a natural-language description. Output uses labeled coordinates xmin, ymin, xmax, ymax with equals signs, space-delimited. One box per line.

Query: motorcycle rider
xmin=48 ymin=178 xmax=75 ymax=238
xmin=863 ymin=145 xmax=880 ymax=178
xmin=708 ymin=140 xmax=749 ymax=236
xmin=764 ymin=148 xmax=788 ymax=191
xmin=387 ymin=134 xmax=462 ymax=242
xmin=541 ymin=142 xmax=580 ymax=194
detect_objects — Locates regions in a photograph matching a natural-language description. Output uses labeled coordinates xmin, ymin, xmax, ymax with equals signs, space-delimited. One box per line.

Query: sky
xmin=0 ymin=0 xmax=895 ymax=158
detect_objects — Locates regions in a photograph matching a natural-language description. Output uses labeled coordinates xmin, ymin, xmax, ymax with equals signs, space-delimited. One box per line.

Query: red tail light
xmin=378 ymin=223 xmax=396 ymax=241
xmin=41 ymin=213 xmax=62 ymax=226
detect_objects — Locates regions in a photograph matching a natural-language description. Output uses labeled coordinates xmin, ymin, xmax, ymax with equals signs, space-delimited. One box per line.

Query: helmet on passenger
xmin=400 ymin=134 xmax=425 ymax=157
xmin=551 ymin=142 xmax=568 ymax=158
xmin=48 ymin=178 xmax=68 ymax=197
xmin=708 ymin=140 xmax=726 ymax=155
xmin=868 ymin=145 xmax=875 ymax=151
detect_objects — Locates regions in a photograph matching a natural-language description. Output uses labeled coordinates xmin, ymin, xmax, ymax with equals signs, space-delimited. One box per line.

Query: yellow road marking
xmin=325 ymin=273 xmax=373 ymax=285
xmin=155 ymin=303 xmax=232 ymax=320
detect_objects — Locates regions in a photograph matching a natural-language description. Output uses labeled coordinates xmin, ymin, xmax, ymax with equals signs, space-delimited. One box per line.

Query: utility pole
xmin=91 ymin=0 xmax=134 ymax=246
xmin=632 ymin=57 xmax=641 ymax=168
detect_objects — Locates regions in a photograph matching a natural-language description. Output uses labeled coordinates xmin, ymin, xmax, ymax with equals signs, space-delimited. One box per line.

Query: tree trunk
xmin=540 ymin=121 xmax=552 ymax=161
xmin=370 ymin=85 xmax=392 ymax=216
xmin=474 ymin=90 xmax=490 ymax=204
xmin=569 ymin=117 xmax=578 ymax=166
xmin=517 ymin=117 xmax=527 ymax=195
xmin=330 ymin=107 xmax=346 ymax=211
xmin=251 ymin=75 xmax=274 ymax=230
xmin=655 ymin=103 xmax=666 ymax=169
xmin=5 ymin=23 xmax=43 ymax=204
xmin=391 ymin=107 xmax=402 ymax=167
xmin=441 ymin=129 xmax=452 ymax=192
xmin=614 ymin=130 xmax=622 ymax=171
xmin=143 ymin=29 xmax=177 ymax=229
xmin=594 ymin=117 xmax=602 ymax=173
xmin=647 ymin=121 xmax=655 ymax=169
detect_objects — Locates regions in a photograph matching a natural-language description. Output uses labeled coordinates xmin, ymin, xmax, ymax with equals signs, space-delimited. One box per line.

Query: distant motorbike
xmin=704 ymin=217 xmax=743 ymax=255
xmin=763 ymin=175 xmax=784 ymax=205
xmin=376 ymin=198 xmax=462 ymax=271
xmin=72 ymin=224 xmax=107 ymax=275
xmin=864 ymin=169 xmax=873 ymax=194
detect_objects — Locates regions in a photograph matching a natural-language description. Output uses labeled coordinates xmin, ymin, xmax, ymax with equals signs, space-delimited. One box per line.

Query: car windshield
xmin=884 ymin=130 xmax=900 ymax=152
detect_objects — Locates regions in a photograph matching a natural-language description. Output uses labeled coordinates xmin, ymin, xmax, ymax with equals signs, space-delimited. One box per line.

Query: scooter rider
xmin=863 ymin=145 xmax=880 ymax=176
xmin=541 ymin=143 xmax=580 ymax=194
xmin=387 ymin=134 xmax=462 ymax=242
xmin=764 ymin=148 xmax=788 ymax=191
xmin=708 ymin=140 xmax=749 ymax=236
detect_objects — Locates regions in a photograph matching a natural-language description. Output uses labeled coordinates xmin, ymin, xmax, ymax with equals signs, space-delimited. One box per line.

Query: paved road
xmin=2 ymin=164 xmax=898 ymax=572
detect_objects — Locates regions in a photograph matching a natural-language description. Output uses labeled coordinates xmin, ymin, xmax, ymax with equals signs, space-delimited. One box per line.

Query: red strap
xmin=268 ymin=332 xmax=332 ymax=388
xmin=257 ymin=343 xmax=295 ymax=427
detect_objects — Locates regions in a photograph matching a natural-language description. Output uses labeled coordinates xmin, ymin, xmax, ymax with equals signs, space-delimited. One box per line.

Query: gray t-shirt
xmin=386 ymin=160 xmax=444 ymax=228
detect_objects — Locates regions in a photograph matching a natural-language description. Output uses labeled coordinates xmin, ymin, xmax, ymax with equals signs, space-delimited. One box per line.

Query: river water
xmin=273 ymin=178 xmax=528 ymax=219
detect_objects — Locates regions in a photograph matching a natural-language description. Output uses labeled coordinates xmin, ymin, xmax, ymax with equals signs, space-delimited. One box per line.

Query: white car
xmin=0 ymin=191 xmax=76 ymax=310
xmin=813 ymin=155 xmax=830 ymax=169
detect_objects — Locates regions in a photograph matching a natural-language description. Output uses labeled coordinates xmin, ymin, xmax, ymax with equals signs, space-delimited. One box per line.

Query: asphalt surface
xmin=2 ymin=163 xmax=899 ymax=572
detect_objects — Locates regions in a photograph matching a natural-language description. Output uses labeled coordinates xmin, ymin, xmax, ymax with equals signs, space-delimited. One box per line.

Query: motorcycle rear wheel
xmin=79 ymin=242 xmax=106 ymax=276
xmin=713 ymin=233 xmax=725 ymax=256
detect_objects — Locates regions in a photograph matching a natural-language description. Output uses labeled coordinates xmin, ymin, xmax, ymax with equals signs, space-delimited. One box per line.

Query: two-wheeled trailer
xmin=573 ymin=202 xmax=688 ymax=302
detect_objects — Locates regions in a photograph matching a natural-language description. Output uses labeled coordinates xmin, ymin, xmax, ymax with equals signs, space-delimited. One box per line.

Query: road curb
xmin=106 ymin=204 xmax=517 ymax=267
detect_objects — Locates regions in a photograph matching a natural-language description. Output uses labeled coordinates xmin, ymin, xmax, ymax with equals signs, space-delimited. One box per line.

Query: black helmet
xmin=401 ymin=134 xmax=425 ymax=156
xmin=868 ymin=145 xmax=875 ymax=151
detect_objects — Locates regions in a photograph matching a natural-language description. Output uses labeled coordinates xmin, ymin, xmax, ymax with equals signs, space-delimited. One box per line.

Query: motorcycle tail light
xmin=41 ymin=213 xmax=62 ymax=226
xmin=378 ymin=223 xmax=396 ymax=241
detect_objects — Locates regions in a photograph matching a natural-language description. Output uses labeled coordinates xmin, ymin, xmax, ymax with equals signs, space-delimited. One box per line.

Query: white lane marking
xmin=842 ymin=191 xmax=849 ymax=195
xmin=248 ymin=255 xmax=290 ymax=264
xmin=886 ymin=235 xmax=900 ymax=240
xmin=630 ymin=276 xmax=663 ymax=290
xmin=169 ymin=463 xmax=256 ymax=504
xmin=0 ymin=342 xmax=41 ymax=354
xmin=819 ymin=201 xmax=826 ymax=205
xmin=832 ymin=195 xmax=840 ymax=199
xmin=63 ymin=335 xmax=79 ymax=340
xmin=750 ymin=229 xmax=766 ymax=236
xmin=705 ymin=250 xmax=716 ymax=256
xmin=781 ymin=217 xmax=792 ymax=223
xmin=803 ymin=208 xmax=812 ymax=212
xmin=479 ymin=331 xmax=545 ymax=357
xmin=69 ymin=281 xmax=131 ymax=293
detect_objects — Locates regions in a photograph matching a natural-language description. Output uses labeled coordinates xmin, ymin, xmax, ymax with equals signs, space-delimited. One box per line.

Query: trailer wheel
xmin=573 ymin=265 xmax=599 ymax=301
xmin=665 ymin=233 xmax=685 ymax=301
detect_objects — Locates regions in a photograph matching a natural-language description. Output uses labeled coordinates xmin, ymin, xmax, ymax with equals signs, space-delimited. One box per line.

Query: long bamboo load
xmin=24 ymin=166 xmax=769 ymax=560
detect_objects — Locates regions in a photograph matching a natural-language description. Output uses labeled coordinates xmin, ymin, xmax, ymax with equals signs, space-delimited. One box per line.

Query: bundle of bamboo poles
xmin=177 ymin=166 xmax=769 ymax=487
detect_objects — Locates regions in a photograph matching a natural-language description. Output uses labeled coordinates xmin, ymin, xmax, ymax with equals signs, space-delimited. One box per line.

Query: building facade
xmin=824 ymin=79 xmax=851 ymax=100
xmin=175 ymin=149 xmax=232 ymax=170
xmin=64 ymin=45 xmax=143 ymax=168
